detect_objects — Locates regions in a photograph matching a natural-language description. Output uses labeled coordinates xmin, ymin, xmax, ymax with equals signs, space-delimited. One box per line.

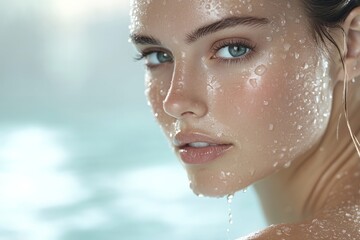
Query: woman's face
xmin=131 ymin=0 xmax=334 ymax=197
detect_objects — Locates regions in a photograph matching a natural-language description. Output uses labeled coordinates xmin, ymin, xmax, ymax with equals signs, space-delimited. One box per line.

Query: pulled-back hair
xmin=303 ymin=0 xmax=360 ymax=48
xmin=304 ymin=0 xmax=360 ymax=156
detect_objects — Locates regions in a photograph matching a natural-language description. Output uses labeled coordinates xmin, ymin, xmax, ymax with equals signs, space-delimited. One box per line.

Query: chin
xmin=186 ymin=168 xmax=250 ymax=198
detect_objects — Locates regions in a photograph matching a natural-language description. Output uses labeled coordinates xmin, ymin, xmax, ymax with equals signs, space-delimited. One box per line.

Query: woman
xmin=130 ymin=0 xmax=360 ymax=239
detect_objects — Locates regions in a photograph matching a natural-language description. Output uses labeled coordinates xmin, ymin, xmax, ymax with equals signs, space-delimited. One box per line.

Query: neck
xmin=254 ymin=80 xmax=360 ymax=224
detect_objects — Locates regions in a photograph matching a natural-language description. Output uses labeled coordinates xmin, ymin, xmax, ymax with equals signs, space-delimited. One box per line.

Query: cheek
xmin=211 ymin=53 xmax=333 ymax=166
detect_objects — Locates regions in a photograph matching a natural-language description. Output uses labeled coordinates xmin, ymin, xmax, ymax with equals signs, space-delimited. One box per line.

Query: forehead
xmin=130 ymin=0 xmax=305 ymax=36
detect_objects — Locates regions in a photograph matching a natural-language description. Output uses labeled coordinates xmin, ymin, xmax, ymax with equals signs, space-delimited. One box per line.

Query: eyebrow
xmin=130 ymin=16 xmax=270 ymax=46
xmin=130 ymin=34 xmax=162 ymax=46
xmin=186 ymin=16 xmax=270 ymax=43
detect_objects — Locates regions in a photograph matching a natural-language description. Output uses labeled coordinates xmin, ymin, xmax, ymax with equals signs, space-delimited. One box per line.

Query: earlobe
xmin=344 ymin=8 xmax=360 ymax=80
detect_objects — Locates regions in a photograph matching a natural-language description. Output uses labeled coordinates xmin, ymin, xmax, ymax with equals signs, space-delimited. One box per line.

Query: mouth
xmin=174 ymin=133 xmax=233 ymax=164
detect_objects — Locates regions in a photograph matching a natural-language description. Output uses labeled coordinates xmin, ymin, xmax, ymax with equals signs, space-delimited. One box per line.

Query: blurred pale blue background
xmin=0 ymin=1 xmax=266 ymax=239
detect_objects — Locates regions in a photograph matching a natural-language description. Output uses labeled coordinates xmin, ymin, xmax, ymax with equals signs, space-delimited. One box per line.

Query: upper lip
xmin=173 ymin=132 xmax=231 ymax=148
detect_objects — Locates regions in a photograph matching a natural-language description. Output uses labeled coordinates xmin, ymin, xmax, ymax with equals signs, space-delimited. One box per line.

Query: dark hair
xmin=304 ymin=0 xmax=360 ymax=156
xmin=303 ymin=0 xmax=360 ymax=50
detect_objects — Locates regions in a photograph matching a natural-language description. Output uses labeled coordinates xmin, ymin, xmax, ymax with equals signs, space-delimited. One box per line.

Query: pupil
xmin=229 ymin=45 xmax=246 ymax=57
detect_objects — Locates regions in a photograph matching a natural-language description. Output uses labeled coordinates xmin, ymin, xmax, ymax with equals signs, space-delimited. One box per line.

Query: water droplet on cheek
xmin=283 ymin=43 xmax=291 ymax=51
xmin=249 ymin=78 xmax=258 ymax=88
xmin=284 ymin=161 xmax=292 ymax=168
xmin=255 ymin=65 xmax=267 ymax=76
xmin=160 ymin=89 xmax=166 ymax=96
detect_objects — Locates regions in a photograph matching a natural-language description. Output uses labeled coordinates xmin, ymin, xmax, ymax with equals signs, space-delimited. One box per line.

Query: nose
xmin=163 ymin=64 xmax=208 ymax=119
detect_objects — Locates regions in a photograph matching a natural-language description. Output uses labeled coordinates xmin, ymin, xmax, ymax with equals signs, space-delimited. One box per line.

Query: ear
xmin=343 ymin=7 xmax=360 ymax=80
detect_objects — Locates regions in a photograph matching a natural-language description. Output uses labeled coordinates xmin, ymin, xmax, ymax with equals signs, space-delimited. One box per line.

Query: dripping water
xmin=226 ymin=193 xmax=234 ymax=240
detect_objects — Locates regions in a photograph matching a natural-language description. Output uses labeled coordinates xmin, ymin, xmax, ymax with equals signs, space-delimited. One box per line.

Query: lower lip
xmin=178 ymin=144 xmax=233 ymax=164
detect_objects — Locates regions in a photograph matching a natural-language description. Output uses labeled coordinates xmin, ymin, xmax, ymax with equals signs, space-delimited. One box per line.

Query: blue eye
xmin=215 ymin=44 xmax=250 ymax=59
xmin=143 ymin=51 xmax=173 ymax=66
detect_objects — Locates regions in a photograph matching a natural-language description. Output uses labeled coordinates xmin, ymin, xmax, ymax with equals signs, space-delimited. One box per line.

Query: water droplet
xmin=263 ymin=100 xmax=269 ymax=106
xmin=160 ymin=89 xmax=166 ymax=96
xmin=269 ymin=124 xmax=274 ymax=131
xmin=227 ymin=194 xmax=234 ymax=204
xmin=226 ymin=193 xmax=234 ymax=237
xmin=266 ymin=36 xmax=273 ymax=42
xmin=283 ymin=43 xmax=291 ymax=51
xmin=294 ymin=52 xmax=300 ymax=59
xmin=249 ymin=78 xmax=258 ymax=88
xmin=280 ymin=18 xmax=286 ymax=26
xmin=255 ymin=64 xmax=267 ymax=76
xmin=284 ymin=161 xmax=292 ymax=168
xmin=299 ymin=38 xmax=307 ymax=44
xmin=228 ymin=213 xmax=233 ymax=224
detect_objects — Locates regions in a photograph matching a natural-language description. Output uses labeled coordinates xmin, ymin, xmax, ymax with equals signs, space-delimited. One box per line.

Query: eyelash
xmin=134 ymin=39 xmax=256 ymax=67
xmin=134 ymin=50 xmax=172 ymax=69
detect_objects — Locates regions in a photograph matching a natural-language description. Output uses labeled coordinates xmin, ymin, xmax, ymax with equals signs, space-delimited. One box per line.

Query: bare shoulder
xmin=237 ymin=166 xmax=360 ymax=240
xmin=237 ymin=209 xmax=360 ymax=240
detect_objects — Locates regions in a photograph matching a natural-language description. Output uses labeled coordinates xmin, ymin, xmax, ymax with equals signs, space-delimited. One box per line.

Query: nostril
xmin=181 ymin=111 xmax=196 ymax=117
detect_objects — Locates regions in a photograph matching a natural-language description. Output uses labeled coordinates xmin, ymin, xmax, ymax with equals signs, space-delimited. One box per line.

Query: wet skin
xmin=130 ymin=0 xmax=360 ymax=239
